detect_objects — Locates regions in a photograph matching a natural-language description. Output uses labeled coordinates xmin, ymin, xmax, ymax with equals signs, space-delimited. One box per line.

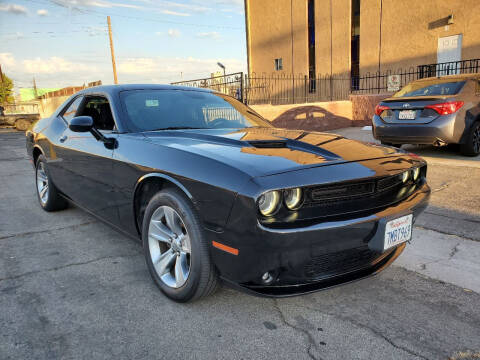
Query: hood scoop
xmin=247 ymin=140 xmax=288 ymax=148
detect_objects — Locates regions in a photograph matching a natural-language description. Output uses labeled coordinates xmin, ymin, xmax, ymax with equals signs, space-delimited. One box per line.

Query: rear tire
xmin=35 ymin=155 xmax=68 ymax=211
xmin=142 ymin=188 xmax=218 ymax=302
xmin=460 ymin=122 xmax=480 ymax=157
xmin=381 ymin=141 xmax=402 ymax=148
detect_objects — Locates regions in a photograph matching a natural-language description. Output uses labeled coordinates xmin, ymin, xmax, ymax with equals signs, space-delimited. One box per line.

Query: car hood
xmin=143 ymin=127 xmax=404 ymax=177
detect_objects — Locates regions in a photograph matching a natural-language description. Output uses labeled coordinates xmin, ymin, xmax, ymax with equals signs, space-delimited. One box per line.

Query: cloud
xmin=159 ymin=9 xmax=190 ymax=16
xmin=117 ymin=56 xmax=245 ymax=82
xmin=22 ymin=57 xmax=96 ymax=74
xmin=155 ymin=28 xmax=181 ymax=37
xmin=196 ymin=32 xmax=221 ymax=40
xmin=160 ymin=1 xmax=209 ymax=13
xmin=167 ymin=29 xmax=181 ymax=37
xmin=37 ymin=9 xmax=49 ymax=16
xmin=49 ymin=0 xmax=141 ymax=10
xmin=84 ymin=25 xmax=107 ymax=36
xmin=0 ymin=53 xmax=16 ymax=68
xmin=1 ymin=32 xmax=24 ymax=41
xmin=0 ymin=3 xmax=28 ymax=15
xmin=118 ymin=58 xmax=157 ymax=74
xmin=216 ymin=0 xmax=243 ymax=5
xmin=5 ymin=55 xmax=246 ymax=89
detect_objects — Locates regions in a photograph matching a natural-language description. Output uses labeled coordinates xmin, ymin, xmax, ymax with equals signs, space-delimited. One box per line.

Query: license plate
xmin=398 ymin=110 xmax=416 ymax=120
xmin=384 ymin=214 xmax=413 ymax=250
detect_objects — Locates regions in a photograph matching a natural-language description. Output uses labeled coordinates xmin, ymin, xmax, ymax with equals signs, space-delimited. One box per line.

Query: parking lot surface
xmin=1 ymin=129 xmax=479 ymax=360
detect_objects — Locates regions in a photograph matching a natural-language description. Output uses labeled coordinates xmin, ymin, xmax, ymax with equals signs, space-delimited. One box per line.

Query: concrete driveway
xmin=1 ymin=129 xmax=479 ymax=360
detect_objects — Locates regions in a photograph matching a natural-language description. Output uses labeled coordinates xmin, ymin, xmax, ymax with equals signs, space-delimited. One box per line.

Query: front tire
xmin=460 ymin=122 xmax=480 ymax=156
xmin=142 ymin=188 xmax=218 ymax=302
xmin=35 ymin=155 xmax=68 ymax=211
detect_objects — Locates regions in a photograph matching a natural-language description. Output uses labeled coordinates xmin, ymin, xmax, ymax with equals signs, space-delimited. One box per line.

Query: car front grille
xmin=308 ymin=173 xmax=404 ymax=204
xmin=261 ymin=169 xmax=425 ymax=227
xmin=304 ymin=246 xmax=392 ymax=279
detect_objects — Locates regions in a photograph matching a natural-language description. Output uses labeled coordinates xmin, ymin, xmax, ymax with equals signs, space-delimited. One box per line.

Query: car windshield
xmin=392 ymin=80 xmax=465 ymax=98
xmin=120 ymin=89 xmax=273 ymax=132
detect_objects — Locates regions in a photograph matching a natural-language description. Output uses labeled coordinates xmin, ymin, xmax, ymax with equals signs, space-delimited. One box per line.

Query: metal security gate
xmin=171 ymin=72 xmax=244 ymax=102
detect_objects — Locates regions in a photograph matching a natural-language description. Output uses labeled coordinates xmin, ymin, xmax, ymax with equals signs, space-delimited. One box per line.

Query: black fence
xmin=245 ymin=73 xmax=351 ymax=105
xmin=352 ymin=58 xmax=480 ymax=94
xmin=171 ymin=72 xmax=244 ymax=102
xmin=172 ymin=59 xmax=480 ymax=106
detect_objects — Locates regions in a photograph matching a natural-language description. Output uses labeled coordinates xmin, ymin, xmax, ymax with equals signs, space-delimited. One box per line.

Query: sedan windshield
xmin=392 ymin=80 xmax=465 ymax=98
xmin=120 ymin=89 xmax=272 ymax=132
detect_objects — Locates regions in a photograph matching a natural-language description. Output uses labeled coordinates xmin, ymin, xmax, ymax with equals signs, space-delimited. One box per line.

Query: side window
xmin=77 ymin=96 xmax=115 ymax=131
xmin=61 ymin=97 xmax=83 ymax=122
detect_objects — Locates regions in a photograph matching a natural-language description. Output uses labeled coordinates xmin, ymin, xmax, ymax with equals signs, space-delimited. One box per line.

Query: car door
xmin=46 ymin=96 xmax=84 ymax=194
xmin=57 ymin=94 xmax=120 ymax=225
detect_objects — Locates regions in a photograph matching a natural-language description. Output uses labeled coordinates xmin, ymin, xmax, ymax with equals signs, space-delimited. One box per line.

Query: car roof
xmin=414 ymin=72 xmax=480 ymax=83
xmin=76 ymin=84 xmax=214 ymax=96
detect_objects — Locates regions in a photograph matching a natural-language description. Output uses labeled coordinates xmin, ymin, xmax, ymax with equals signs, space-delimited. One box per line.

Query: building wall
xmin=246 ymin=0 xmax=480 ymax=77
xmin=246 ymin=0 xmax=308 ymax=75
xmin=361 ymin=0 xmax=480 ymax=74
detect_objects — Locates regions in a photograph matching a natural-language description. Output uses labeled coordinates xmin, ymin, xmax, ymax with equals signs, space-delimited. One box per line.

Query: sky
xmin=0 ymin=0 xmax=247 ymax=92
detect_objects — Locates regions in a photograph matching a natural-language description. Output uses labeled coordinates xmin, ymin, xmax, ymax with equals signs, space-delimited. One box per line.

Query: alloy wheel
xmin=148 ymin=206 xmax=191 ymax=288
xmin=36 ymin=162 xmax=49 ymax=205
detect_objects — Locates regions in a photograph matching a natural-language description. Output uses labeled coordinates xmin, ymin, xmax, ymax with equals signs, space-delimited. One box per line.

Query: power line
xmin=22 ymin=0 xmax=243 ymax=30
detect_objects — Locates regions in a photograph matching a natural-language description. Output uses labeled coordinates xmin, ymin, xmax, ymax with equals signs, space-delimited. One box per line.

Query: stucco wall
xmin=250 ymin=100 xmax=353 ymax=132
xmin=246 ymin=0 xmax=480 ymax=77
xmin=246 ymin=0 xmax=308 ymax=75
xmin=361 ymin=0 xmax=480 ymax=74
xmin=38 ymin=96 xmax=69 ymax=118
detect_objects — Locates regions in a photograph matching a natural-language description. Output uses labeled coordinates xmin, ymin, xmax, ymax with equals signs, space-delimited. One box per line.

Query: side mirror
xmin=69 ymin=116 xmax=93 ymax=133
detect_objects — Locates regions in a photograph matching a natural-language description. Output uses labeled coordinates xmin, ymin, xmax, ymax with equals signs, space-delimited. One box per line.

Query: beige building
xmin=245 ymin=0 xmax=480 ymax=79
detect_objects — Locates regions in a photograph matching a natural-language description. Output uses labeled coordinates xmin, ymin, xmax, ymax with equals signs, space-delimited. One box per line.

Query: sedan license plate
xmin=398 ymin=110 xmax=416 ymax=120
xmin=384 ymin=214 xmax=413 ymax=250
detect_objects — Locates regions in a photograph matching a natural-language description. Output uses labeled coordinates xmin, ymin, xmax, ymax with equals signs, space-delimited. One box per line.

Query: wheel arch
xmin=133 ymin=173 xmax=195 ymax=236
xmin=32 ymin=145 xmax=45 ymax=165
xmin=459 ymin=110 xmax=480 ymax=144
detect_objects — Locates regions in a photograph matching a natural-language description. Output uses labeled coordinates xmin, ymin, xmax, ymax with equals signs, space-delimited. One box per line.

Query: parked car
xmin=26 ymin=85 xmax=430 ymax=302
xmin=372 ymin=73 xmax=480 ymax=156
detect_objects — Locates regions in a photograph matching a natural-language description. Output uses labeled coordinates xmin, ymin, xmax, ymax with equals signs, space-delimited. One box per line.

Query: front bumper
xmin=208 ymin=182 xmax=430 ymax=297
xmin=372 ymin=113 xmax=460 ymax=144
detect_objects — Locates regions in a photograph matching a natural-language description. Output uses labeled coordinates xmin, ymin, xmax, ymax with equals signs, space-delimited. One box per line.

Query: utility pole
xmin=107 ymin=16 xmax=118 ymax=84
xmin=33 ymin=77 xmax=38 ymax=98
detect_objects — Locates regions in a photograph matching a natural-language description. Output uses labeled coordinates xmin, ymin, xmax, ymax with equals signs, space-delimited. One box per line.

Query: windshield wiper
xmin=151 ymin=126 xmax=206 ymax=131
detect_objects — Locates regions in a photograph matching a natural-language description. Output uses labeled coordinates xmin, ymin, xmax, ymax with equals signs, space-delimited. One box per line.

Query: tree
xmin=0 ymin=73 xmax=14 ymax=104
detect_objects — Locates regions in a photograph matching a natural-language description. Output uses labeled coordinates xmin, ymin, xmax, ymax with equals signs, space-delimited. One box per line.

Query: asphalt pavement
xmin=1 ymin=129 xmax=479 ymax=360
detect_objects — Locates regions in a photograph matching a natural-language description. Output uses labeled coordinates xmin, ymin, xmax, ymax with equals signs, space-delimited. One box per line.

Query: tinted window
xmin=61 ymin=96 xmax=83 ymax=122
xmin=120 ymin=90 xmax=272 ymax=132
xmin=393 ymin=81 xmax=465 ymax=98
xmin=77 ymin=96 xmax=115 ymax=131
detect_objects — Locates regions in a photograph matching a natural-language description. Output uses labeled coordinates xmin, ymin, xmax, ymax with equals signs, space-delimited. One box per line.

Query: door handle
xmin=59 ymin=135 xmax=68 ymax=143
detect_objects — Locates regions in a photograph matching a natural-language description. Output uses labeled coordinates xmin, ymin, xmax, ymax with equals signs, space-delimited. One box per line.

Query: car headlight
xmin=412 ymin=167 xmax=420 ymax=181
xmin=284 ymin=188 xmax=303 ymax=210
xmin=258 ymin=190 xmax=281 ymax=216
xmin=401 ymin=171 xmax=409 ymax=183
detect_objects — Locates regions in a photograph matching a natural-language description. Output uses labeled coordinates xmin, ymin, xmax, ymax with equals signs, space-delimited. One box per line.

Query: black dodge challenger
xmin=26 ymin=85 xmax=430 ymax=302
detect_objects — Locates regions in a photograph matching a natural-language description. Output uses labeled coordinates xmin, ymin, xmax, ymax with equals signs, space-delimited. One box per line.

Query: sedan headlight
xmin=412 ymin=167 xmax=420 ymax=181
xmin=401 ymin=171 xmax=410 ymax=183
xmin=258 ymin=190 xmax=281 ymax=216
xmin=284 ymin=188 xmax=303 ymax=210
